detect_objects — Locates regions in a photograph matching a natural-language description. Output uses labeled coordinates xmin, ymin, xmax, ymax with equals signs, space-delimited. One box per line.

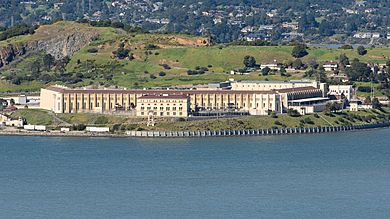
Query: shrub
xmin=274 ymin=121 xmax=283 ymax=126
xmin=87 ymin=48 xmax=98 ymax=53
xmin=287 ymin=109 xmax=301 ymax=117
xmin=72 ymin=124 xmax=86 ymax=131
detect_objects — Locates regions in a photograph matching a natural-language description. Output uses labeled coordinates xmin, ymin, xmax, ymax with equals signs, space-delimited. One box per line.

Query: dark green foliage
xmin=357 ymin=46 xmax=367 ymax=56
xmin=261 ymin=67 xmax=270 ymax=76
xmin=291 ymin=44 xmax=308 ymax=58
xmin=87 ymin=48 xmax=98 ymax=53
xmin=339 ymin=45 xmax=353 ymax=49
xmin=345 ymin=59 xmax=372 ymax=81
xmin=0 ymin=24 xmax=37 ymax=41
xmin=287 ymin=109 xmax=301 ymax=117
xmin=243 ymin=55 xmax=257 ymax=68
xmin=145 ymin=44 xmax=159 ymax=50
xmin=114 ymin=47 xmax=130 ymax=59
xmin=42 ymin=54 xmax=55 ymax=71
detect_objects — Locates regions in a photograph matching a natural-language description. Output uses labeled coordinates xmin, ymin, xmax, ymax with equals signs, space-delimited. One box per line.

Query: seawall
xmin=126 ymin=123 xmax=390 ymax=138
xmin=0 ymin=123 xmax=389 ymax=138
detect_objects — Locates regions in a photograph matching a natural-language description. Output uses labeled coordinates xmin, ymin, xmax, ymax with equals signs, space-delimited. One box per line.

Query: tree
xmin=371 ymin=98 xmax=381 ymax=109
xmin=0 ymin=98 xmax=7 ymax=110
xmin=42 ymin=54 xmax=55 ymax=71
xmin=115 ymin=47 xmax=130 ymax=59
xmin=339 ymin=54 xmax=350 ymax=67
xmin=243 ymin=55 xmax=256 ymax=68
xmin=9 ymin=98 xmax=15 ymax=106
xmin=324 ymin=102 xmax=342 ymax=113
xmin=30 ymin=60 xmax=41 ymax=78
xmin=291 ymin=44 xmax=308 ymax=58
xmin=363 ymin=96 xmax=371 ymax=105
xmin=287 ymin=108 xmax=300 ymax=117
xmin=345 ymin=59 xmax=372 ymax=81
xmin=292 ymin=59 xmax=303 ymax=69
xmin=261 ymin=67 xmax=271 ymax=76
xmin=357 ymin=46 xmax=367 ymax=56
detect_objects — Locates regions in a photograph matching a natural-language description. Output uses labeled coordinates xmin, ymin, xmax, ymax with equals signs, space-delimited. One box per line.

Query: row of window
xmin=140 ymin=112 xmax=183 ymax=116
xmin=140 ymin=107 xmax=184 ymax=111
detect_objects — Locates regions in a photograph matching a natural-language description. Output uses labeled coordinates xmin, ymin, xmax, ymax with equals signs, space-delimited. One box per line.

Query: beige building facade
xmin=231 ymin=80 xmax=327 ymax=94
xmin=40 ymin=85 xmax=324 ymax=117
xmin=136 ymin=95 xmax=190 ymax=117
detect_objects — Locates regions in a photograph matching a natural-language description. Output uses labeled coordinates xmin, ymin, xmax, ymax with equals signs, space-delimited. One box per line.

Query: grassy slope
xmin=1 ymin=22 xmax=390 ymax=92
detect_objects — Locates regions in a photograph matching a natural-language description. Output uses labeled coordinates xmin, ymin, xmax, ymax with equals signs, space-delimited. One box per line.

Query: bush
xmin=274 ymin=121 xmax=283 ymax=126
xmin=72 ymin=124 xmax=86 ymax=131
xmin=145 ymin=44 xmax=159 ymax=50
xmin=287 ymin=109 xmax=301 ymax=117
xmin=87 ymin=48 xmax=98 ymax=53
xmin=339 ymin=45 xmax=353 ymax=49
xmin=303 ymin=117 xmax=314 ymax=124
xmin=160 ymin=64 xmax=171 ymax=70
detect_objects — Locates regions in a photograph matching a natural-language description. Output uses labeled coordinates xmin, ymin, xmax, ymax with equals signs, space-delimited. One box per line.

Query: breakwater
xmin=126 ymin=123 xmax=390 ymax=138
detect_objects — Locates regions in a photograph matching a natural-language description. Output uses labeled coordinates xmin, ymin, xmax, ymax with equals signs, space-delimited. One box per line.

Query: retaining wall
xmin=126 ymin=123 xmax=390 ymax=138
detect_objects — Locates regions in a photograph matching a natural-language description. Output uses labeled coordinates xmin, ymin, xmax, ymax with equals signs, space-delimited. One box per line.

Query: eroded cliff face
xmin=0 ymin=44 xmax=27 ymax=68
xmin=27 ymin=31 xmax=97 ymax=59
xmin=0 ymin=23 xmax=99 ymax=68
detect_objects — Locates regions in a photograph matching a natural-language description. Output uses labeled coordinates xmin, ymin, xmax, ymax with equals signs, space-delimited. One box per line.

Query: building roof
xmin=275 ymin=86 xmax=319 ymax=93
xmin=44 ymin=86 xmax=278 ymax=95
xmin=232 ymin=80 xmax=317 ymax=84
xmin=44 ymin=85 xmax=319 ymax=96
xmin=289 ymin=97 xmax=329 ymax=103
xmin=138 ymin=95 xmax=188 ymax=100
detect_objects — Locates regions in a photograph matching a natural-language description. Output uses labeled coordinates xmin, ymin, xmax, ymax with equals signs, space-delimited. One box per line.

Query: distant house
xmin=323 ymin=62 xmax=338 ymax=72
xmin=261 ymin=60 xmax=281 ymax=71
xmin=246 ymin=32 xmax=271 ymax=41
xmin=282 ymin=22 xmax=299 ymax=30
xmin=353 ymin=32 xmax=380 ymax=39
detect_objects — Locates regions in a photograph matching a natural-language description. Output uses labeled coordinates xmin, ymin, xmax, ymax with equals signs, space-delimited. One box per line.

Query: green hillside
xmin=1 ymin=21 xmax=390 ymax=92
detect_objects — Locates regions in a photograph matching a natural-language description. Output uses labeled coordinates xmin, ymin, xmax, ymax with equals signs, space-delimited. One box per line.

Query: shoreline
xmin=1 ymin=123 xmax=389 ymax=138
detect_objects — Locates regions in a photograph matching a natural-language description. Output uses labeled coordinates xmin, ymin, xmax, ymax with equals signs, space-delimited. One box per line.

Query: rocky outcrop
xmin=0 ymin=23 xmax=99 ymax=68
xmin=27 ymin=31 xmax=98 ymax=60
xmin=0 ymin=44 xmax=27 ymax=68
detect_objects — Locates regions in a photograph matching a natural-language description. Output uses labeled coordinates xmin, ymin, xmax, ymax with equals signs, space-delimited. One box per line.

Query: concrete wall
xmin=126 ymin=123 xmax=390 ymax=138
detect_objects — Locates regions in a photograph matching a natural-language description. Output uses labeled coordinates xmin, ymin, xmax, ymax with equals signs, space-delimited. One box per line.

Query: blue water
xmin=0 ymin=129 xmax=390 ymax=218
